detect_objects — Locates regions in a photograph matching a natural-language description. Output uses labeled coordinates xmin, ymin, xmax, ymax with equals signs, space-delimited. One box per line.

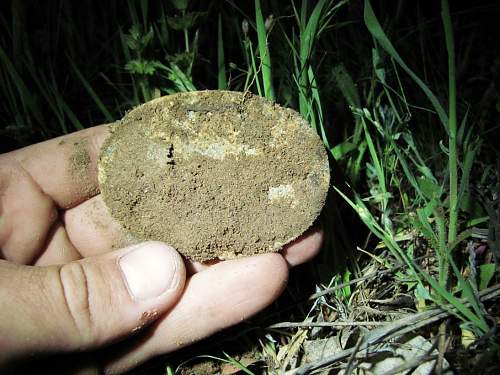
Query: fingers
xmin=64 ymin=195 xmax=131 ymax=257
xmin=281 ymin=224 xmax=323 ymax=267
xmin=104 ymin=253 xmax=288 ymax=374
xmin=0 ymin=242 xmax=185 ymax=365
xmin=64 ymin=194 xmax=323 ymax=267
xmin=2 ymin=124 xmax=111 ymax=209
xmin=0 ymin=162 xmax=58 ymax=264
xmin=33 ymin=222 xmax=82 ymax=266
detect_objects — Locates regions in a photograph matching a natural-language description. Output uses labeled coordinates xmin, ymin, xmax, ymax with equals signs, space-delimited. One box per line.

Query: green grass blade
xmin=99 ymin=73 xmax=130 ymax=104
xmin=363 ymin=0 xmax=448 ymax=128
xmin=457 ymin=106 xmax=469 ymax=146
xmin=458 ymin=140 xmax=480 ymax=206
xmin=414 ymin=206 xmax=439 ymax=250
xmin=330 ymin=141 xmax=356 ymax=160
xmin=478 ymin=264 xmax=495 ymax=291
xmin=290 ymin=0 xmax=300 ymax=27
xmin=433 ymin=209 xmax=449 ymax=286
xmin=118 ymin=27 xmax=140 ymax=105
xmin=22 ymin=67 xmax=66 ymax=132
xmin=308 ymin=66 xmax=329 ymax=147
xmin=254 ymin=0 xmax=274 ymax=99
xmin=223 ymin=352 xmax=256 ymax=375
xmin=245 ymin=40 xmax=262 ymax=96
xmin=448 ymin=229 xmax=473 ymax=252
xmin=299 ymin=0 xmax=308 ymax=33
xmin=388 ymin=135 xmax=425 ymax=201
xmin=140 ymin=0 xmax=149 ymax=29
xmin=0 ymin=68 xmax=21 ymax=119
xmin=57 ymin=95 xmax=84 ymax=131
xmin=334 ymin=185 xmax=416 ymax=272
xmin=421 ymin=270 xmax=487 ymax=332
xmin=68 ymin=57 xmax=115 ymax=123
xmin=336 ymin=185 xmax=486 ymax=333
xmin=0 ymin=43 xmax=42 ymax=125
xmin=333 ymin=63 xmax=360 ymax=109
xmin=298 ymin=0 xmax=328 ymax=117
xmin=300 ymin=0 xmax=328 ymax=64
xmin=448 ymin=257 xmax=489 ymax=331
xmin=160 ymin=63 xmax=196 ymax=92
xmin=441 ymin=0 xmax=459 ymax=244
xmin=361 ymin=116 xmax=387 ymax=209
xmin=217 ymin=14 xmax=227 ymax=90
xmin=127 ymin=0 xmax=140 ymax=26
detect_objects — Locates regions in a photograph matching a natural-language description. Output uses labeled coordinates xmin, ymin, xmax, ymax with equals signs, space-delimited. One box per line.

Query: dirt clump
xmin=66 ymin=137 xmax=99 ymax=204
xmin=98 ymin=91 xmax=329 ymax=261
xmin=69 ymin=138 xmax=91 ymax=175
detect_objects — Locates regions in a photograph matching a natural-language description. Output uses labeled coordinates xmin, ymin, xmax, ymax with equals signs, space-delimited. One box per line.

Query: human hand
xmin=0 ymin=125 xmax=323 ymax=373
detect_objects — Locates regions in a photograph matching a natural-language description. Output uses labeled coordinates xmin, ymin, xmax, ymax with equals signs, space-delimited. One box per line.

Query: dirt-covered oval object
xmin=98 ymin=91 xmax=329 ymax=261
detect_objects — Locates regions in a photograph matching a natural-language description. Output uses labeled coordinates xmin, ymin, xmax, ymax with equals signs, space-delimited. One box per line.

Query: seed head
xmin=265 ymin=14 xmax=275 ymax=31
xmin=242 ymin=19 xmax=249 ymax=37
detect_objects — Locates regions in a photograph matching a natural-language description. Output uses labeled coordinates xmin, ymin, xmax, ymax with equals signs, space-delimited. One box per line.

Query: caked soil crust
xmin=98 ymin=91 xmax=329 ymax=261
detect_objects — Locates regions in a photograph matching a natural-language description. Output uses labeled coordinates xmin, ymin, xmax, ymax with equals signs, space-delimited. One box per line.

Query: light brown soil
xmin=66 ymin=137 xmax=100 ymax=205
xmin=98 ymin=91 xmax=329 ymax=261
xmin=68 ymin=138 xmax=91 ymax=175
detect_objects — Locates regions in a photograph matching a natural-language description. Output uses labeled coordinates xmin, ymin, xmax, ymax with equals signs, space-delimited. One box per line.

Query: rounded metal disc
xmin=98 ymin=91 xmax=329 ymax=261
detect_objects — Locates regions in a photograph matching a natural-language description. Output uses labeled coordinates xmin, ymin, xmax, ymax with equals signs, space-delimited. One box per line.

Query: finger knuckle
xmin=58 ymin=262 xmax=94 ymax=346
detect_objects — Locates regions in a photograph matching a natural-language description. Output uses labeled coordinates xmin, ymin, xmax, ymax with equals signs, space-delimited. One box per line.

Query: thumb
xmin=0 ymin=241 xmax=185 ymax=363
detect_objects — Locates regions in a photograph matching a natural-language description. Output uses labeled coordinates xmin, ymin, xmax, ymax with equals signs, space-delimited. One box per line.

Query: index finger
xmin=1 ymin=124 xmax=112 ymax=209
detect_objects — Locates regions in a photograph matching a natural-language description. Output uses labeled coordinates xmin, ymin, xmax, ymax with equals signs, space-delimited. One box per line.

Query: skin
xmin=0 ymin=124 xmax=323 ymax=373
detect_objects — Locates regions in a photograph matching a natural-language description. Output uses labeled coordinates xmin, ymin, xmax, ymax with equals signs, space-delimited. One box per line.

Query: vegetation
xmin=1 ymin=0 xmax=498 ymax=373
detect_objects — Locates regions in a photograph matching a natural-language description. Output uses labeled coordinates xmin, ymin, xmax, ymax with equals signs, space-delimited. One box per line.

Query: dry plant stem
xmin=268 ymin=321 xmax=388 ymax=329
xmin=288 ymin=283 xmax=500 ymax=375
xmin=356 ymin=306 xmax=407 ymax=318
xmin=344 ymin=336 xmax=363 ymax=375
xmin=436 ymin=321 xmax=448 ymax=375
xmin=381 ymin=355 xmax=439 ymax=375
xmin=265 ymin=256 xmax=432 ymax=321
xmin=307 ymin=255 xmax=431 ymax=301
xmin=288 ymin=347 xmax=390 ymax=375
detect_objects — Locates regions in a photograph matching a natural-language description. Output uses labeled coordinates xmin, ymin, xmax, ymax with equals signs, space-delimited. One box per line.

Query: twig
xmin=287 ymin=284 xmax=500 ymax=375
xmin=344 ymin=336 xmax=363 ymax=375
xmin=307 ymin=272 xmax=380 ymax=300
xmin=356 ymin=306 xmax=408 ymax=317
xmin=264 ymin=257 xmax=432 ymax=322
xmin=308 ymin=256 xmax=431 ymax=301
xmin=268 ymin=321 xmax=388 ymax=329
xmin=381 ymin=354 xmax=439 ymax=375
xmin=436 ymin=322 xmax=448 ymax=375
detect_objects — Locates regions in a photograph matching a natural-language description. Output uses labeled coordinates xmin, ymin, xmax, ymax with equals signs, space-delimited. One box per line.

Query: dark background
xmin=1 ymin=1 xmax=499 ymax=152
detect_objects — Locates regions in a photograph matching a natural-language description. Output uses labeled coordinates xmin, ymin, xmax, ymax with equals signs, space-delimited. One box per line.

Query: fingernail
xmin=119 ymin=242 xmax=180 ymax=300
